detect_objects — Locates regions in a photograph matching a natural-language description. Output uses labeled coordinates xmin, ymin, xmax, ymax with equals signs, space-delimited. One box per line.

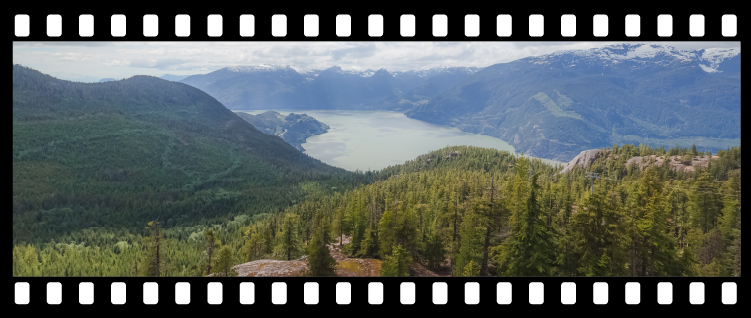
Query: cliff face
xmin=558 ymin=149 xmax=609 ymax=174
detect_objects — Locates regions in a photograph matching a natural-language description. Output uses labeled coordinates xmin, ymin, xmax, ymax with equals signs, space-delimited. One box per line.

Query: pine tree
xmin=12 ymin=245 xmax=23 ymax=277
xmin=350 ymin=192 xmax=367 ymax=253
xmin=202 ymin=229 xmax=220 ymax=275
xmin=144 ymin=219 xmax=165 ymax=277
xmin=731 ymin=212 xmax=740 ymax=277
xmin=306 ymin=213 xmax=337 ymax=276
xmin=421 ymin=219 xmax=446 ymax=270
xmin=569 ymin=185 xmax=626 ymax=276
xmin=335 ymin=205 xmax=348 ymax=249
xmin=627 ymin=167 xmax=682 ymax=276
xmin=355 ymin=227 xmax=379 ymax=258
xmin=274 ymin=213 xmax=302 ymax=260
xmin=462 ymin=260 xmax=481 ymax=276
xmin=212 ymin=245 xmax=238 ymax=277
xmin=689 ymin=172 xmax=722 ymax=233
xmin=244 ymin=226 xmax=267 ymax=262
xmin=380 ymin=244 xmax=411 ymax=276
xmin=454 ymin=203 xmax=484 ymax=276
xmin=500 ymin=173 xmax=556 ymax=276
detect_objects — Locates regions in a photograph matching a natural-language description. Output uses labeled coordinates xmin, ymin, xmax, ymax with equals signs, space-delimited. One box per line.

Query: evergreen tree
xmin=355 ymin=227 xmax=379 ymax=258
xmin=420 ymin=219 xmax=446 ymax=270
xmin=500 ymin=173 xmax=556 ymax=276
xmin=350 ymin=192 xmax=367 ymax=253
xmin=462 ymin=260 xmax=481 ymax=276
xmin=731 ymin=212 xmax=740 ymax=277
xmin=689 ymin=172 xmax=722 ymax=234
xmin=274 ymin=213 xmax=303 ymax=260
xmin=306 ymin=213 xmax=337 ymax=276
xmin=454 ymin=203 xmax=485 ymax=276
xmin=380 ymin=244 xmax=411 ymax=276
xmin=244 ymin=226 xmax=267 ymax=262
xmin=627 ymin=167 xmax=682 ymax=276
xmin=569 ymin=186 xmax=626 ymax=276
xmin=144 ymin=219 xmax=165 ymax=277
xmin=202 ymin=229 xmax=220 ymax=275
xmin=212 ymin=245 xmax=238 ymax=277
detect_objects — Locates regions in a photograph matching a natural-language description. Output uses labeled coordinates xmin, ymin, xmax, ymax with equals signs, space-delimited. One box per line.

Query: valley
xmin=177 ymin=44 xmax=740 ymax=162
xmin=12 ymin=42 xmax=741 ymax=278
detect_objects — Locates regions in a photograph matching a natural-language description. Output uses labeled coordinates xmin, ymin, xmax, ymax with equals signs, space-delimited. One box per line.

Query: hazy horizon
xmin=12 ymin=41 xmax=740 ymax=83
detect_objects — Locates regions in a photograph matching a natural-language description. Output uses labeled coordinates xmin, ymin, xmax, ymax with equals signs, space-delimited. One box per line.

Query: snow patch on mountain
xmin=701 ymin=48 xmax=740 ymax=67
xmin=699 ymin=64 xmax=720 ymax=73
xmin=535 ymin=43 xmax=739 ymax=71
xmin=227 ymin=64 xmax=297 ymax=72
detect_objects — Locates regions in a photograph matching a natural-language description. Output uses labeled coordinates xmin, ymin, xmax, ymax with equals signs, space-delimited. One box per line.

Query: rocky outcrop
xmin=626 ymin=155 xmax=717 ymax=173
xmin=207 ymin=235 xmax=442 ymax=277
xmin=558 ymin=149 xmax=608 ymax=174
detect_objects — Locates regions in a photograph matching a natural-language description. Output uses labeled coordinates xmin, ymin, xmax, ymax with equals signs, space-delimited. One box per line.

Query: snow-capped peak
xmin=700 ymin=47 xmax=740 ymax=68
xmin=533 ymin=43 xmax=740 ymax=73
xmin=391 ymin=66 xmax=481 ymax=78
xmin=226 ymin=64 xmax=307 ymax=73
xmin=544 ymin=43 xmax=697 ymax=62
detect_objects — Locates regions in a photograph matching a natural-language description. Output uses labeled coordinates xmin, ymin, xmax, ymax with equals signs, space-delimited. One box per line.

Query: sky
xmin=12 ymin=41 xmax=740 ymax=83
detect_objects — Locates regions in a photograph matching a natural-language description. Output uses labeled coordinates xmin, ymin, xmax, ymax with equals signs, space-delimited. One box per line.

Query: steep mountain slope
xmin=235 ymin=111 xmax=330 ymax=151
xmin=12 ymin=65 xmax=352 ymax=244
xmin=180 ymin=65 xmax=479 ymax=110
xmin=405 ymin=44 xmax=740 ymax=161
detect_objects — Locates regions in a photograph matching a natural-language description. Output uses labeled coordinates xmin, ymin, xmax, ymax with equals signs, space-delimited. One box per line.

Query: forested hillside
xmin=12 ymin=64 xmax=366 ymax=267
xmin=406 ymin=44 xmax=741 ymax=161
xmin=14 ymin=141 xmax=741 ymax=277
xmin=235 ymin=111 xmax=330 ymax=151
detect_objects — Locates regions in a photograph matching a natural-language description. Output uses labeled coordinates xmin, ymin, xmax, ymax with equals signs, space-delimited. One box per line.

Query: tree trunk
xmin=640 ymin=238 xmax=647 ymax=276
xmin=481 ymin=225 xmax=491 ymax=276
xmin=207 ymin=248 xmax=213 ymax=274
xmin=156 ymin=242 xmax=160 ymax=277
xmin=339 ymin=212 xmax=343 ymax=248
xmin=630 ymin=241 xmax=636 ymax=276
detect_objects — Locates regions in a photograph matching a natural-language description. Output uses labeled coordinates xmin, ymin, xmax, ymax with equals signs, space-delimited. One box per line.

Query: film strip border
xmin=12 ymin=12 xmax=739 ymax=41
xmin=13 ymin=278 xmax=740 ymax=307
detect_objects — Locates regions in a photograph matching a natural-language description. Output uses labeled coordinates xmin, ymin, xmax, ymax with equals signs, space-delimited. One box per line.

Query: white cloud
xmin=12 ymin=41 xmax=740 ymax=82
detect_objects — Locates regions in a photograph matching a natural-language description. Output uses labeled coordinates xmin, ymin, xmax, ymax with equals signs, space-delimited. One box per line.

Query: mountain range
xmin=179 ymin=65 xmax=480 ymax=111
xmin=173 ymin=43 xmax=739 ymax=161
xmin=406 ymin=44 xmax=740 ymax=160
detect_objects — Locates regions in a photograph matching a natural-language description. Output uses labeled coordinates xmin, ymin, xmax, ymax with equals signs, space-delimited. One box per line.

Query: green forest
xmin=13 ymin=144 xmax=741 ymax=277
xmin=12 ymin=64 xmax=741 ymax=277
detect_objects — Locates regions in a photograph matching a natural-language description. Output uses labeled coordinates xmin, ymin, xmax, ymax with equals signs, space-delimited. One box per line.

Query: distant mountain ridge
xmin=160 ymin=74 xmax=191 ymax=81
xmin=405 ymin=44 xmax=740 ymax=161
xmin=180 ymin=65 xmax=480 ymax=111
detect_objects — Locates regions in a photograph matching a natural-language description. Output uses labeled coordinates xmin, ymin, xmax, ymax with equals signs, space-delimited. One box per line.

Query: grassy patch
xmin=336 ymin=259 xmax=382 ymax=276
xmin=532 ymin=92 xmax=582 ymax=120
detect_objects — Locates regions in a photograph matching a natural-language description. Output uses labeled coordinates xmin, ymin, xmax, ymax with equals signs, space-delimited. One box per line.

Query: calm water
xmin=238 ymin=110 xmax=564 ymax=171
